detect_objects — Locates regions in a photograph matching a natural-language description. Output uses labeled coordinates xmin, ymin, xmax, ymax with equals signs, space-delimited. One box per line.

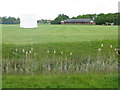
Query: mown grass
xmin=2 ymin=24 xmax=118 ymax=88
xmin=2 ymin=24 xmax=118 ymax=44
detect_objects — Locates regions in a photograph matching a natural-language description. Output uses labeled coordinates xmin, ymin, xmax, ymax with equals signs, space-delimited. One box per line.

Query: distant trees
xmin=51 ymin=14 xmax=69 ymax=24
xmin=0 ymin=16 xmax=20 ymax=24
xmin=51 ymin=13 xmax=119 ymax=25
xmin=75 ymin=14 xmax=97 ymax=20
xmin=0 ymin=13 xmax=119 ymax=25
xmin=37 ymin=19 xmax=51 ymax=24
xmin=94 ymin=13 xmax=118 ymax=25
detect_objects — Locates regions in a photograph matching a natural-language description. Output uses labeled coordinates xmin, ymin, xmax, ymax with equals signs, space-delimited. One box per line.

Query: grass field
xmin=2 ymin=24 xmax=118 ymax=44
xmin=2 ymin=24 xmax=118 ymax=88
xmin=3 ymin=73 xmax=118 ymax=88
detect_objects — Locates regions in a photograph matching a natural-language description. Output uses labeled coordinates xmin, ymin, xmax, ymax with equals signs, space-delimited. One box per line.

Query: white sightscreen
xmin=20 ymin=15 xmax=37 ymax=28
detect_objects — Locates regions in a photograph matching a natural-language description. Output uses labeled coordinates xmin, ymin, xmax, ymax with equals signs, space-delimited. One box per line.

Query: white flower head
xmin=70 ymin=52 xmax=72 ymax=55
xmin=116 ymin=51 xmax=119 ymax=54
xmin=26 ymin=51 xmax=28 ymax=55
xmin=29 ymin=51 xmax=32 ymax=54
xmin=110 ymin=45 xmax=112 ymax=48
xmin=60 ymin=52 xmax=63 ymax=54
xmin=47 ymin=50 xmax=49 ymax=53
xmin=98 ymin=48 xmax=101 ymax=51
xmin=101 ymin=44 xmax=103 ymax=47
xmin=114 ymin=48 xmax=118 ymax=51
xmin=53 ymin=50 xmax=56 ymax=53
xmin=31 ymin=48 xmax=33 ymax=51
xmin=22 ymin=49 xmax=25 ymax=53
xmin=34 ymin=53 xmax=36 ymax=56
xmin=16 ymin=49 xmax=18 ymax=52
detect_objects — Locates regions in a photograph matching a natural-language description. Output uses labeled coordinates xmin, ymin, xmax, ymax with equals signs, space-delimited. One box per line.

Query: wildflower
xmin=22 ymin=49 xmax=25 ymax=53
xmin=116 ymin=51 xmax=118 ymax=54
xmin=31 ymin=48 xmax=33 ymax=51
xmin=70 ymin=52 xmax=72 ymax=55
xmin=98 ymin=48 xmax=101 ymax=51
xmin=53 ymin=50 xmax=56 ymax=53
xmin=60 ymin=52 xmax=63 ymax=54
xmin=34 ymin=53 xmax=36 ymax=56
xmin=101 ymin=44 xmax=103 ymax=47
xmin=47 ymin=50 xmax=49 ymax=53
xmin=114 ymin=48 xmax=118 ymax=51
xmin=20 ymin=68 xmax=23 ymax=72
xmin=16 ymin=49 xmax=18 ymax=52
xmin=26 ymin=51 xmax=28 ymax=55
xmin=110 ymin=45 xmax=112 ymax=48
xmin=29 ymin=51 xmax=32 ymax=54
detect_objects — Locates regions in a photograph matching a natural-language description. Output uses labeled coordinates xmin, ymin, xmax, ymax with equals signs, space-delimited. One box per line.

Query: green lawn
xmin=2 ymin=24 xmax=118 ymax=44
xmin=2 ymin=24 xmax=118 ymax=88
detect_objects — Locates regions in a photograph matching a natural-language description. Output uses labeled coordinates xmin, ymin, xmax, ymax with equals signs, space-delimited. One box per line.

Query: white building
xmin=20 ymin=15 xmax=37 ymax=28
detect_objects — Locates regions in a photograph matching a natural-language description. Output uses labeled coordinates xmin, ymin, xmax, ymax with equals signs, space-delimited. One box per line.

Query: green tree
xmin=1 ymin=16 xmax=20 ymax=24
xmin=51 ymin=14 xmax=69 ymax=24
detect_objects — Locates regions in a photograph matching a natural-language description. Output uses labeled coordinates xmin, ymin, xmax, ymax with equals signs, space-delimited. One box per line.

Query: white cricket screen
xmin=20 ymin=15 xmax=37 ymax=28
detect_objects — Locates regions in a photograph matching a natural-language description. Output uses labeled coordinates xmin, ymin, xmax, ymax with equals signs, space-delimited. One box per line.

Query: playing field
xmin=2 ymin=24 xmax=118 ymax=44
xmin=2 ymin=24 xmax=118 ymax=88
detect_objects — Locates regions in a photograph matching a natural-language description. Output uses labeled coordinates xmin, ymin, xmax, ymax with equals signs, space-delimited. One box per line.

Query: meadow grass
xmin=2 ymin=73 xmax=118 ymax=88
xmin=2 ymin=24 xmax=118 ymax=88
xmin=2 ymin=40 xmax=118 ymax=58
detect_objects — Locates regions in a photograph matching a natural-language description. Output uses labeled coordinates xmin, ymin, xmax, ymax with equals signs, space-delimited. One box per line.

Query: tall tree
xmin=51 ymin=14 xmax=69 ymax=24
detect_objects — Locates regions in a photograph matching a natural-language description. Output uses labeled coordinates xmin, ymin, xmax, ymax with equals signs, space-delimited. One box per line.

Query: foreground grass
xmin=2 ymin=73 xmax=118 ymax=88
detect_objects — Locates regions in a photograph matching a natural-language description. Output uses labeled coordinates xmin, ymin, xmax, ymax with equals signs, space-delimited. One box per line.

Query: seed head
xmin=101 ymin=44 xmax=103 ymax=47
xmin=31 ymin=48 xmax=33 ymax=51
xmin=29 ymin=51 xmax=31 ymax=54
xmin=70 ymin=52 xmax=72 ymax=55
xmin=16 ymin=49 xmax=18 ymax=52
xmin=53 ymin=50 xmax=56 ymax=53
xmin=26 ymin=51 xmax=28 ymax=55
xmin=22 ymin=49 xmax=25 ymax=53
xmin=98 ymin=48 xmax=101 ymax=51
xmin=47 ymin=50 xmax=49 ymax=53
xmin=110 ymin=45 xmax=112 ymax=48
xmin=60 ymin=52 xmax=63 ymax=54
xmin=116 ymin=51 xmax=118 ymax=54
xmin=34 ymin=53 xmax=36 ymax=56
xmin=114 ymin=49 xmax=118 ymax=51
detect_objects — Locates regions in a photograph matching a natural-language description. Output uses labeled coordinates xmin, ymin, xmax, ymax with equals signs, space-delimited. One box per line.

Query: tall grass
xmin=2 ymin=46 xmax=118 ymax=75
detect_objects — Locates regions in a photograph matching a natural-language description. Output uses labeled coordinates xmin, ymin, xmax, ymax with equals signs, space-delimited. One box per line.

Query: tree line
xmin=37 ymin=19 xmax=51 ymax=24
xmin=0 ymin=13 xmax=119 ymax=25
xmin=0 ymin=16 xmax=20 ymax=24
xmin=0 ymin=17 xmax=50 ymax=24
xmin=51 ymin=13 xmax=119 ymax=25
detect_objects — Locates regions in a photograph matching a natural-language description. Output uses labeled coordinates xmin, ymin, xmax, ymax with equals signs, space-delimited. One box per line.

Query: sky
xmin=0 ymin=0 xmax=119 ymax=20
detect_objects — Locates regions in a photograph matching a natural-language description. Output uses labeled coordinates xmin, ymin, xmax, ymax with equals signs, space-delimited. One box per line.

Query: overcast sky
xmin=0 ymin=0 xmax=119 ymax=20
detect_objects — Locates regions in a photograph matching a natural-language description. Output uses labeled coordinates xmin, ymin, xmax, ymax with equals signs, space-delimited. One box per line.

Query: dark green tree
xmin=1 ymin=16 xmax=20 ymax=24
xmin=51 ymin=14 xmax=69 ymax=24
